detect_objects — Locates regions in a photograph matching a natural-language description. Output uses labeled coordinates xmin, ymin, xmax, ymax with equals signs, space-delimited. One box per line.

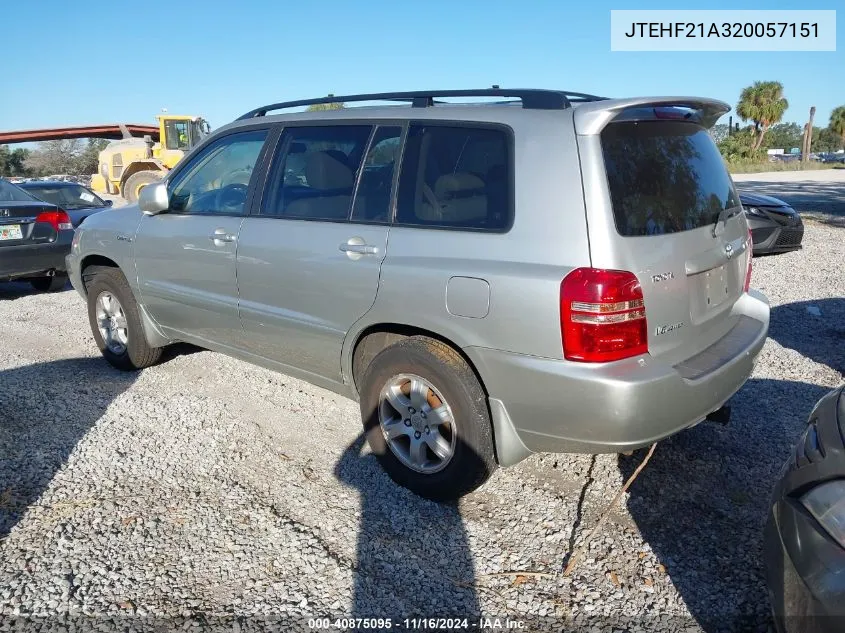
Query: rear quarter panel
xmin=342 ymin=112 xmax=589 ymax=381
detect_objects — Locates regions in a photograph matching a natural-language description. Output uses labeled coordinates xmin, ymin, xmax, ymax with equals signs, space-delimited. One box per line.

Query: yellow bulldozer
xmin=90 ymin=114 xmax=210 ymax=202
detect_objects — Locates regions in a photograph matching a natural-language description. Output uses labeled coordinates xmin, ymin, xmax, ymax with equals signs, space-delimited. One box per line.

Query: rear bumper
xmin=0 ymin=233 xmax=72 ymax=281
xmin=466 ymin=290 xmax=769 ymax=462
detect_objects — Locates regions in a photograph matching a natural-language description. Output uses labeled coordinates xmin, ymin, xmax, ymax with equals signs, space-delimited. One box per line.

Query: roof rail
xmin=236 ymin=88 xmax=608 ymax=120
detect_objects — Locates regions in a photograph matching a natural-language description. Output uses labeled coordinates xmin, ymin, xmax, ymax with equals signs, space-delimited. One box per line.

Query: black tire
xmin=123 ymin=170 xmax=163 ymax=203
xmin=358 ymin=336 xmax=497 ymax=501
xmin=85 ymin=267 xmax=162 ymax=371
xmin=30 ymin=273 xmax=68 ymax=292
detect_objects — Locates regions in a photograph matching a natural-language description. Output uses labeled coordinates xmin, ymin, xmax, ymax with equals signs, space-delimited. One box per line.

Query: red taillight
xmin=560 ymin=267 xmax=648 ymax=362
xmin=35 ymin=209 xmax=73 ymax=231
xmin=744 ymin=227 xmax=753 ymax=292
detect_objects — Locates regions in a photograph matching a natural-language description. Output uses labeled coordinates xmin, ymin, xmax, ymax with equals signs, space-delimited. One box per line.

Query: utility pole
xmin=802 ymin=106 xmax=816 ymax=162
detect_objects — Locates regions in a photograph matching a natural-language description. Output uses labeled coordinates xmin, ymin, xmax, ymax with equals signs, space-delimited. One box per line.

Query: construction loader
xmin=90 ymin=115 xmax=210 ymax=202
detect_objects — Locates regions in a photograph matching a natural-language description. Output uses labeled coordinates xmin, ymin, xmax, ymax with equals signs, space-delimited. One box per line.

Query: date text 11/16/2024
xmin=308 ymin=617 xmax=527 ymax=630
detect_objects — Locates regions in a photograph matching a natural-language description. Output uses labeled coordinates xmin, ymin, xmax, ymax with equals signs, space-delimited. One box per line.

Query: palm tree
xmin=830 ymin=106 xmax=845 ymax=150
xmin=736 ymin=81 xmax=789 ymax=151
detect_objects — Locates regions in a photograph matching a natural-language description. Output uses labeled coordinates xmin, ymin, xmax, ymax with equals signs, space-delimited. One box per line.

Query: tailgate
xmin=576 ymin=105 xmax=751 ymax=364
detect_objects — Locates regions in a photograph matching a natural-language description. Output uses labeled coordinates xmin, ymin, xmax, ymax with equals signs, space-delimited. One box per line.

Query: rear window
xmin=0 ymin=179 xmax=37 ymax=203
xmin=601 ymin=121 xmax=740 ymax=236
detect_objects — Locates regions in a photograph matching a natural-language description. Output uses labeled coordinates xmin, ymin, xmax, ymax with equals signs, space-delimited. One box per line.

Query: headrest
xmin=305 ymin=151 xmax=354 ymax=190
xmin=434 ymin=173 xmax=484 ymax=199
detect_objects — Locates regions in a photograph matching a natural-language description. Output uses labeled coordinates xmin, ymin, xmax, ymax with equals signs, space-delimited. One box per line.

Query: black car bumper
xmin=764 ymin=388 xmax=845 ymax=633
xmin=0 ymin=231 xmax=73 ymax=281
xmin=748 ymin=216 xmax=804 ymax=254
xmin=745 ymin=209 xmax=804 ymax=255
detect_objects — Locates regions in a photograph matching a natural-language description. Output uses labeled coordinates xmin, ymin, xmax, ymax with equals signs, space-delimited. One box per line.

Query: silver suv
xmin=66 ymin=89 xmax=770 ymax=500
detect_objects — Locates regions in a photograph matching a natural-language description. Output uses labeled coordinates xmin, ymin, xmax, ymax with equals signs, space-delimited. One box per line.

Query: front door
xmin=236 ymin=124 xmax=402 ymax=382
xmin=133 ymin=128 xmax=269 ymax=348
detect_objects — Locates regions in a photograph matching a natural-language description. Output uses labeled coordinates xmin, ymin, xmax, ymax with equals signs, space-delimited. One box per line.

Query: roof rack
xmin=236 ymin=88 xmax=608 ymax=120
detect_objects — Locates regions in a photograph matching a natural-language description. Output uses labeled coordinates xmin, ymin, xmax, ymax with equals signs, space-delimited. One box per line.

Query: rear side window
xmin=0 ymin=179 xmax=37 ymax=203
xmin=261 ymin=125 xmax=372 ymax=220
xmin=396 ymin=124 xmax=511 ymax=231
xmin=601 ymin=121 xmax=740 ymax=236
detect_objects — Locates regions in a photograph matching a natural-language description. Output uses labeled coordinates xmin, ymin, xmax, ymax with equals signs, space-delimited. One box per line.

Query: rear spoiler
xmin=573 ymin=97 xmax=731 ymax=135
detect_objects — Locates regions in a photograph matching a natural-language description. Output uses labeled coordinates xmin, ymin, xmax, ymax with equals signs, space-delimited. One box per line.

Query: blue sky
xmin=3 ymin=0 xmax=842 ymax=133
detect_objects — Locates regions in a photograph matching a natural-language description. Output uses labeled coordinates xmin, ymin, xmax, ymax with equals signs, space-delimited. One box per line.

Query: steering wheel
xmin=215 ymin=183 xmax=248 ymax=213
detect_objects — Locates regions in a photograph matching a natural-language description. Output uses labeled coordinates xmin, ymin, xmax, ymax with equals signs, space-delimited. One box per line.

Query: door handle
xmin=339 ymin=243 xmax=378 ymax=255
xmin=339 ymin=237 xmax=379 ymax=260
xmin=209 ymin=229 xmax=236 ymax=244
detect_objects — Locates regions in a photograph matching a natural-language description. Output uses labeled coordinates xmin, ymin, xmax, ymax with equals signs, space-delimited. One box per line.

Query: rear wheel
xmin=85 ymin=267 xmax=161 ymax=371
xmin=30 ymin=273 xmax=68 ymax=292
xmin=123 ymin=170 xmax=163 ymax=203
xmin=358 ymin=336 xmax=497 ymax=501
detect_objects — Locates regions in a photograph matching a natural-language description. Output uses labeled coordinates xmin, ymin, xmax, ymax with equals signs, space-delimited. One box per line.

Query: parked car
xmin=17 ymin=180 xmax=113 ymax=227
xmin=820 ymin=153 xmax=845 ymax=164
xmin=0 ymin=178 xmax=74 ymax=291
xmin=66 ymin=89 xmax=770 ymax=500
xmin=738 ymin=191 xmax=804 ymax=254
xmin=765 ymin=386 xmax=845 ymax=633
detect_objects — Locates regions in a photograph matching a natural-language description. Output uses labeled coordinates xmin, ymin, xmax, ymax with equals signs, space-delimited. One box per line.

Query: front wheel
xmin=85 ymin=267 xmax=162 ymax=371
xmin=358 ymin=336 xmax=497 ymax=501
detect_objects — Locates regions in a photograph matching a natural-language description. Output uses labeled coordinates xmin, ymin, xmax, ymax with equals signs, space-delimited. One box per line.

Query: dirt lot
xmin=1 ymin=171 xmax=843 ymax=632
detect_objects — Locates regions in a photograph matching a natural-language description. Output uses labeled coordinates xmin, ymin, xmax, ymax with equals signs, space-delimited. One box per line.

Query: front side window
xmin=602 ymin=120 xmax=741 ymax=236
xmin=165 ymin=120 xmax=192 ymax=150
xmin=396 ymin=124 xmax=511 ymax=231
xmin=168 ymin=130 xmax=268 ymax=216
xmin=261 ymin=125 xmax=372 ymax=220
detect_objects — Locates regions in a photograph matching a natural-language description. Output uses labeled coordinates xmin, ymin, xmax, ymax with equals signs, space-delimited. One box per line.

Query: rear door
xmin=580 ymin=112 xmax=750 ymax=363
xmin=236 ymin=124 xmax=400 ymax=383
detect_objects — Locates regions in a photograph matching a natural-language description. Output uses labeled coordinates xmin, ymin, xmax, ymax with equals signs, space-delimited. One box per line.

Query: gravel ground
xmin=1 ymin=176 xmax=843 ymax=633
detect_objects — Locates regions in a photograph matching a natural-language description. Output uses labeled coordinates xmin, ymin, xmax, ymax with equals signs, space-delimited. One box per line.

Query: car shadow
xmin=333 ymin=435 xmax=480 ymax=620
xmin=619 ymin=377 xmax=832 ymax=632
xmin=0 ymin=357 xmax=137 ymax=541
xmin=0 ymin=280 xmax=71 ymax=300
xmin=768 ymin=298 xmax=845 ymax=376
xmin=736 ymin=180 xmax=845 ymax=226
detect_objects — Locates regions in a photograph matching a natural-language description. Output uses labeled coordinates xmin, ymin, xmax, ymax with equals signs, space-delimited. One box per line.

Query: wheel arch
xmin=345 ymin=321 xmax=533 ymax=468
xmin=347 ymin=322 xmax=484 ymax=397
xmin=79 ymin=255 xmax=171 ymax=349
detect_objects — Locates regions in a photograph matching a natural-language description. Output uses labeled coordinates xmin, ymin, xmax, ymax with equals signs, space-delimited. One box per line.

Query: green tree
xmin=76 ymin=138 xmax=109 ymax=175
xmin=306 ymin=94 xmax=345 ymax=112
xmin=812 ymin=126 xmax=843 ymax=153
xmin=0 ymin=145 xmax=31 ymax=176
xmin=718 ymin=127 xmax=762 ymax=161
xmin=762 ymin=122 xmax=802 ymax=151
xmin=830 ymin=106 xmax=845 ymax=150
xmin=736 ymin=81 xmax=789 ymax=151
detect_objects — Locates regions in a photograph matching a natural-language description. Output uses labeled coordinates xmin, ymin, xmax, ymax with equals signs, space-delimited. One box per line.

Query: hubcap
xmin=95 ymin=291 xmax=128 ymax=355
xmin=378 ymin=374 xmax=456 ymax=474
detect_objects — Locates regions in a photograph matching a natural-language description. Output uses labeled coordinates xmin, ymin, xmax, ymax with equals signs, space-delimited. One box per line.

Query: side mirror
xmin=104 ymin=199 xmax=113 ymax=207
xmin=139 ymin=182 xmax=169 ymax=215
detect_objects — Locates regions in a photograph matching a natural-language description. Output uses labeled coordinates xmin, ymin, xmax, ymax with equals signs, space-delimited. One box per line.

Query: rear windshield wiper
xmin=712 ymin=205 xmax=739 ymax=237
